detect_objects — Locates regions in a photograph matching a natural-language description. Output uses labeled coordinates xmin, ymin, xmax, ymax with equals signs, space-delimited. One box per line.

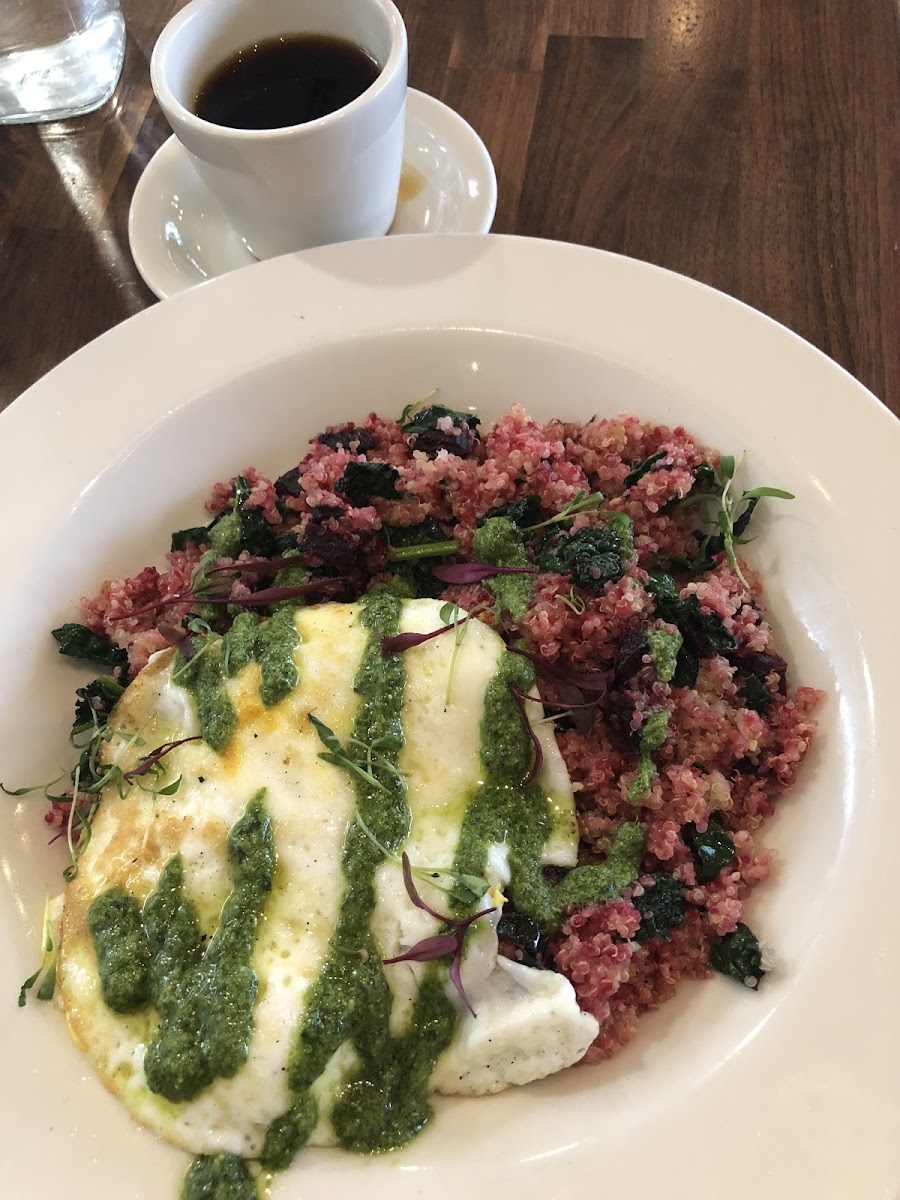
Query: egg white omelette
xmin=56 ymin=596 xmax=610 ymax=1169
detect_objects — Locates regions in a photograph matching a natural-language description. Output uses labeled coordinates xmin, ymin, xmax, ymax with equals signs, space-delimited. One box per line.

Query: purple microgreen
xmin=508 ymin=685 xmax=544 ymax=786
xmin=158 ymin=621 xmax=196 ymax=658
xmin=432 ymin=562 xmax=536 ymax=585
xmin=204 ymin=556 xmax=305 ymax=577
xmin=387 ymin=857 xmax=497 ymax=1015
xmin=122 ymin=736 xmax=202 ymax=780
xmin=383 ymin=934 xmax=460 ymax=965
xmin=116 ymin=578 xmax=347 ymax=622
xmin=507 ymin=646 xmax=609 ymax=695
xmin=401 ymin=851 xmax=449 ymax=922
xmin=380 ymin=609 xmax=481 ymax=656
xmin=449 ymin=946 xmax=476 ymax=1018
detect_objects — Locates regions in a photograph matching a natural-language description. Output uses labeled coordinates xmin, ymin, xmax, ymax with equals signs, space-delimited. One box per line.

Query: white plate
xmin=1 ymin=235 xmax=898 ymax=1200
xmin=128 ymin=89 xmax=498 ymax=300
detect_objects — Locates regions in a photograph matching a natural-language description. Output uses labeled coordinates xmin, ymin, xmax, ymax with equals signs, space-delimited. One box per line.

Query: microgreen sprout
xmin=386 ymin=539 xmax=460 ymax=564
xmin=432 ymin=562 xmax=536 ymax=585
xmin=383 ymin=852 xmax=497 ymax=1016
xmin=352 ymin=809 xmax=488 ymax=908
xmin=439 ymin=602 xmax=467 ymax=705
xmin=114 ymin=578 xmax=347 ymax=623
xmin=508 ymin=685 xmax=544 ymax=785
xmin=524 ymin=489 xmax=606 ymax=532
xmin=380 ymin=607 xmax=487 ymax=656
xmin=18 ymin=894 xmax=57 ymax=1007
xmin=559 ymin=587 xmax=586 ymax=615
xmin=4 ymin=726 xmax=198 ymax=881
xmin=308 ymin=714 xmax=403 ymax=797
xmin=397 ymin=387 xmax=439 ymax=425
xmin=681 ymin=456 xmax=793 ymax=586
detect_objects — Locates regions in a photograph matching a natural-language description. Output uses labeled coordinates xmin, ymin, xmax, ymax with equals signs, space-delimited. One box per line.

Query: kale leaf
xmin=51 ymin=623 xmax=128 ymax=672
xmin=402 ymin=404 xmax=480 ymax=433
xmin=231 ymin=476 xmax=279 ymax=557
xmin=710 ymin=921 xmax=765 ymax=988
xmin=644 ymin=572 xmax=735 ymax=666
xmin=170 ymin=526 xmax=211 ymax=552
xmin=632 ymin=873 xmax=686 ymax=944
xmin=623 ymin=449 xmax=666 ymax=489
xmin=334 ymin=461 xmax=402 ymax=507
xmin=401 ymin=404 xmax=481 ymax=458
xmin=737 ymin=670 xmax=770 ymax=714
xmin=671 ymin=644 xmax=701 ymax=688
xmin=684 ymin=812 xmax=735 ymax=884
xmin=478 ymin=494 xmax=543 ymax=529
xmin=538 ymin=513 xmax=634 ymax=592
xmin=73 ymin=676 xmax=125 ymax=731
xmin=384 ymin=518 xmax=451 ymax=599
xmin=496 ymin=911 xmax=551 ymax=968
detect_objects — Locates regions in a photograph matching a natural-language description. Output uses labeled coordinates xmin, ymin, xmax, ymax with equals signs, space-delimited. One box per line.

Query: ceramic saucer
xmin=128 ymin=88 xmax=498 ymax=300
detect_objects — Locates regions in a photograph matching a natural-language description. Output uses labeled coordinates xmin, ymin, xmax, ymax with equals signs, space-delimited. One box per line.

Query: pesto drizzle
xmin=87 ymin=791 xmax=275 ymax=1104
xmin=181 ymin=1152 xmax=257 ymax=1200
xmin=260 ymin=592 xmax=457 ymax=1169
xmin=177 ymin=609 xmax=301 ymax=751
xmin=453 ymin=650 xmax=644 ymax=928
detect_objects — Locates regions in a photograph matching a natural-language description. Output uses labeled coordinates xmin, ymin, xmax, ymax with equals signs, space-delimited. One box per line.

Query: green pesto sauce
xmin=626 ymin=710 xmax=671 ymax=805
xmin=178 ymin=609 xmax=302 ymax=751
xmin=256 ymin=607 xmax=299 ymax=707
xmin=88 ymin=793 xmax=274 ymax=1105
xmin=222 ymin=612 xmax=260 ymax=678
xmin=260 ymin=1094 xmax=318 ymax=1171
xmin=176 ymin=645 xmax=236 ymax=753
xmin=471 ymin=517 xmax=534 ymax=618
xmin=265 ymin=592 xmax=457 ymax=1165
xmin=87 ymin=889 xmax=149 ymax=1013
xmin=271 ymin=551 xmax=308 ymax=602
xmin=645 ymin=627 xmax=683 ymax=683
xmin=144 ymin=791 xmax=274 ymax=1102
xmin=453 ymin=650 xmax=644 ymax=928
xmin=181 ymin=1153 xmax=257 ymax=1200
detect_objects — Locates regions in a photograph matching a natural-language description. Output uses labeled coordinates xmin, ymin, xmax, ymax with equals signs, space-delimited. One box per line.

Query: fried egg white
xmin=56 ymin=599 xmax=597 ymax=1158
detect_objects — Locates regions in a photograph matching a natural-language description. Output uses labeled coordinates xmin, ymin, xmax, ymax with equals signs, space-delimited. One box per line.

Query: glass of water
xmin=0 ymin=0 xmax=126 ymax=124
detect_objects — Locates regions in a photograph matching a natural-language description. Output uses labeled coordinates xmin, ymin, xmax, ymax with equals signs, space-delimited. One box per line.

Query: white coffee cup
xmin=150 ymin=0 xmax=407 ymax=259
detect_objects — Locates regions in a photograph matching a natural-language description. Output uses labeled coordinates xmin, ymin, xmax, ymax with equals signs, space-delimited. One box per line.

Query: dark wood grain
xmin=1 ymin=0 xmax=897 ymax=410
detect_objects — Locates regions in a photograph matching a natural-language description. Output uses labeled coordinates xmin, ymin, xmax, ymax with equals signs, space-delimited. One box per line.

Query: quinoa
xmin=77 ymin=403 xmax=823 ymax=1061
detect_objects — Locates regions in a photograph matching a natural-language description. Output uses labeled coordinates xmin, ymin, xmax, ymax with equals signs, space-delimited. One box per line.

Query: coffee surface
xmin=194 ymin=34 xmax=381 ymax=130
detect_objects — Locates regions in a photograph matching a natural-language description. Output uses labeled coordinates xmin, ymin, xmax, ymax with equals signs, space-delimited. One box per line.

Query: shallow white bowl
xmin=1 ymin=235 xmax=897 ymax=1200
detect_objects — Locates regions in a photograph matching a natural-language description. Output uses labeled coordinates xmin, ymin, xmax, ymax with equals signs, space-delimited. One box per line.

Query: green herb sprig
xmin=308 ymin=714 xmax=406 ymax=797
xmin=681 ymin=456 xmax=793 ymax=586
xmin=524 ymin=489 xmax=606 ymax=532
xmin=18 ymin=895 xmax=57 ymax=1007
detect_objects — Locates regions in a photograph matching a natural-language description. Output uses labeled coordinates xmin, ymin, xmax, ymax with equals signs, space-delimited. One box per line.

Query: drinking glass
xmin=0 ymin=0 xmax=126 ymax=124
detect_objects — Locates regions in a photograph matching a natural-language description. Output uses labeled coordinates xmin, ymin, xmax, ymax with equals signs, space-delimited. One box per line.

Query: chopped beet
xmin=273 ymin=466 xmax=303 ymax=498
xmin=614 ymin=621 xmax=651 ymax=684
xmin=316 ymin=426 xmax=376 ymax=454
xmin=298 ymin=528 xmax=359 ymax=573
xmin=726 ymin=648 xmax=788 ymax=693
xmin=603 ymin=689 xmax=639 ymax=748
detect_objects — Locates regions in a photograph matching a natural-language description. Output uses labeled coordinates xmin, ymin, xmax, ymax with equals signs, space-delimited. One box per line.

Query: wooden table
xmin=1 ymin=0 xmax=897 ymax=413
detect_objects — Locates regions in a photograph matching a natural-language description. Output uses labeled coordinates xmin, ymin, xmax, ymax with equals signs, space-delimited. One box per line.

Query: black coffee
xmin=194 ymin=34 xmax=381 ymax=130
